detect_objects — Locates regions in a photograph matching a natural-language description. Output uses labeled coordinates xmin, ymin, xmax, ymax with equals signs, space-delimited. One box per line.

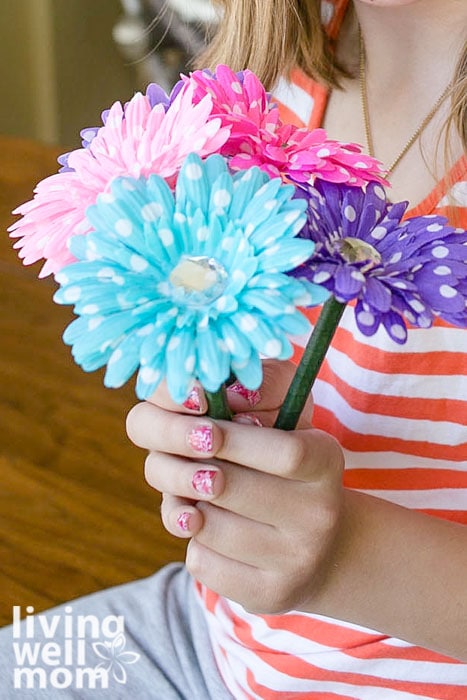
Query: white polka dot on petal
xmin=157 ymin=333 xmax=166 ymax=347
xmin=240 ymin=314 xmax=258 ymax=332
xmin=82 ymin=304 xmax=99 ymax=314
xmin=168 ymin=336 xmax=181 ymax=351
xmin=231 ymin=81 xmax=243 ymax=94
xmin=224 ymin=336 xmax=236 ymax=352
xmin=371 ymin=226 xmax=387 ymax=240
xmin=115 ymin=219 xmax=133 ymax=237
xmin=130 ymin=255 xmax=149 ymax=272
xmin=439 ymin=284 xmax=457 ymax=298
xmin=141 ymin=202 xmax=163 ymax=221
xmin=184 ymin=162 xmax=203 ymax=180
xmin=264 ymin=339 xmax=282 ymax=357
xmin=432 ymin=245 xmax=449 ymax=259
xmin=263 ymin=199 xmax=277 ymax=211
xmin=221 ymin=237 xmax=234 ymax=251
xmin=390 ymin=324 xmax=406 ymax=340
xmin=284 ymin=211 xmax=299 ymax=225
xmin=427 ymin=223 xmax=444 ymax=233
xmin=373 ymin=186 xmax=386 ymax=200
xmin=88 ymin=317 xmax=103 ymax=331
xmin=213 ymin=189 xmax=231 ymax=208
xmin=313 ymin=271 xmax=331 ymax=284
xmin=185 ymin=355 xmax=196 ymax=372
xmin=109 ymin=348 xmax=123 ymax=365
xmin=159 ymin=228 xmax=174 ymax=247
xmin=197 ymin=226 xmax=210 ymax=241
xmin=63 ymin=286 xmax=82 ymax=303
xmin=409 ymin=299 xmax=426 ymax=313
xmin=137 ymin=324 xmax=153 ymax=337
xmin=351 ymin=270 xmax=365 ymax=281
xmin=216 ymin=296 xmax=228 ymax=311
xmin=357 ymin=310 xmax=375 ymax=326
xmin=140 ymin=367 xmax=161 ymax=384
xmin=265 ymin=244 xmax=280 ymax=256
xmin=433 ymin=265 xmax=451 ymax=276
xmin=344 ymin=205 xmax=357 ymax=222
xmin=317 ymin=148 xmax=330 ymax=158
xmin=232 ymin=269 xmax=247 ymax=285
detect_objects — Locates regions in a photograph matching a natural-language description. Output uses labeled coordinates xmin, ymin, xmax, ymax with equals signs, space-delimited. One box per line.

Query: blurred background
xmin=0 ymin=0 xmax=218 ymax=627
xmin=0 ymin=0 xmax=217 ymax=148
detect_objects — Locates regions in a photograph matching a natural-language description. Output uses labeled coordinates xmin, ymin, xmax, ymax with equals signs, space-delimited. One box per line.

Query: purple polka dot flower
xmin=293 ymin=180 xmax=467 ymax=342
xmin=276 ymin=180 xmax=467 ymax=430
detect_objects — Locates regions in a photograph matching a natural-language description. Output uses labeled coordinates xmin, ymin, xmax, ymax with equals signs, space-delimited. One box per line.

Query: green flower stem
xmin=205 ymin=385 xmax=232 ymax=420
xmin=274 ymin=296 xmax=347 ymax=431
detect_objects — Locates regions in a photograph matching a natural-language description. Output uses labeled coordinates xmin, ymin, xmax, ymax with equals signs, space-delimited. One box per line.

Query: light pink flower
xmin=186 ymin=65 xmax=387 ymax=188
xmin=10 ymin=85 xmax=230 ymax=277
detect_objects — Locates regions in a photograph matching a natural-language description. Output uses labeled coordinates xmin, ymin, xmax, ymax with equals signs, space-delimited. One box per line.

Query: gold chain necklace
xmin=358 ymin=28 xmax=451 ymax=176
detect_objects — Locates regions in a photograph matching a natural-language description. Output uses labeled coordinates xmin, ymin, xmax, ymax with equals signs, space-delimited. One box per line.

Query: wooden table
xmin=0 ymin=136 xmax=186 ymax=627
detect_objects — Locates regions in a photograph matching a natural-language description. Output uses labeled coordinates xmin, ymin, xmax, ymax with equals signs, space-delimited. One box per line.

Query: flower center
xmin=336 ymin=237 xmax=382 ymax=269
xmin=169 ymin=255 xmax=228 ymax=307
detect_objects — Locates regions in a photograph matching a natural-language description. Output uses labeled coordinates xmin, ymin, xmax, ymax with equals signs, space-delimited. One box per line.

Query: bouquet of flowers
xmin=9 ymin=66 xmax=467 ymax=428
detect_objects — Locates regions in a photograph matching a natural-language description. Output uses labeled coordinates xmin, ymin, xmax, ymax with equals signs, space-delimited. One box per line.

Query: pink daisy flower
xmin=9 ymin=84 xmax=230 ymax=277
xmin=186 ymin=65 xmax=387 ymax=188
xmin=185 ymin=65 xmax=281 ymax=146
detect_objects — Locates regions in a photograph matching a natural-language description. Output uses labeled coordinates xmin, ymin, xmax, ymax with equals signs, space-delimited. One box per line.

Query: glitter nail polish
xmin=183 ymin=386 xmax=202 ymax=412
xmin=188 ymin=425 xmax=213 ymax=453
xmin=192 ymin=469 xmax=217 ymax=495
xmin=228 ymin=381 xmax=262 ymax=407
xmin=176 ymin=512 xmax=191 ymax=532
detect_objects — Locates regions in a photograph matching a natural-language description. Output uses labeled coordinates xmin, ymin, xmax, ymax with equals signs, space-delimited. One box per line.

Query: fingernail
xmin=192 ymin=469 xmax=217 ymax=495
xmin=232 ymin=413 xmax=264 ymax=427
xmin=228 ymin=381 xmax=262 ymax=407
xmin=183 ymin=386 xmax=203 ymax=412
xmin=176 ymin=512 xmax=192 ymax=532
xmin=188 ymin=424 xmax=213 ymax=453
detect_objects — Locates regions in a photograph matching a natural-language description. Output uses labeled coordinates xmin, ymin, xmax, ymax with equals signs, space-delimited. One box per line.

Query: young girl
xmin=1 ymin=0 xmax=466 ymax=698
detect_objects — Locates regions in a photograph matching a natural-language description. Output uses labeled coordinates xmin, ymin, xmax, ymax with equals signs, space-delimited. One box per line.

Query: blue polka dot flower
xmin=53 ymin=154 xmax=326 ymax=403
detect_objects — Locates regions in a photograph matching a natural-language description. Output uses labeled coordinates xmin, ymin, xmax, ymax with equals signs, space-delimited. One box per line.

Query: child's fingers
xmin=160 ymin=493 xmax=204 ymax=538
xmin=145 ymin=380 xmax=208 ymax=415
xmin=227 ymin=359 xmax=314 ymax=428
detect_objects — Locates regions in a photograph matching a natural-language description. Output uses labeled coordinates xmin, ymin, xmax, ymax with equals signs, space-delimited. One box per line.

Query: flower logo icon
xmin=92 ymin=632 xmax=140 ymax=684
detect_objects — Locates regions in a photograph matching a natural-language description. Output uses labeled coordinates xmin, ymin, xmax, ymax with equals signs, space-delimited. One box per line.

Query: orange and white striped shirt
xmin=197 ymin=1 xmax=467 ymax=697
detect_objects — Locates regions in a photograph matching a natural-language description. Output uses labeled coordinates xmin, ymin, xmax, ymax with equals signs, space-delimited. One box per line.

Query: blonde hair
xmin=198 ymin=0 xmax=347 ymax=89
xmin=198 ymin=0 xmax=467 ymax=154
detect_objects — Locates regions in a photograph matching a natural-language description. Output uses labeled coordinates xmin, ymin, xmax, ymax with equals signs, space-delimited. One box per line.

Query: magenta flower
xmin=9 ymin=84 xmax=230 ymax=277
xmin=186 ymin=65 xmax=387 ymax=188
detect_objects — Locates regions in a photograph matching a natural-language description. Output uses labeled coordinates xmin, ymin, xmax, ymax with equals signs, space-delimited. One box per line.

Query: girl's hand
xmin=126 ymin=360 xmax=345 ymax=614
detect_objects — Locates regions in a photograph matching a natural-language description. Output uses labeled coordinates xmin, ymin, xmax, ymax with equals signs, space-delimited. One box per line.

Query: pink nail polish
xmin=232 ymin=413 xmax=264 ymax=427
xmin=183 ymin=386 xmax=202 ymax=412
xmin=228 ymin=381 xmax=262 ymax=407
xmin=192 ymin=469 xmax=217 ymax=495
xmin=188 ymin=425 xmax=213 ymax=453
xmin=177 ymin=512 xmax=191 ymax=532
